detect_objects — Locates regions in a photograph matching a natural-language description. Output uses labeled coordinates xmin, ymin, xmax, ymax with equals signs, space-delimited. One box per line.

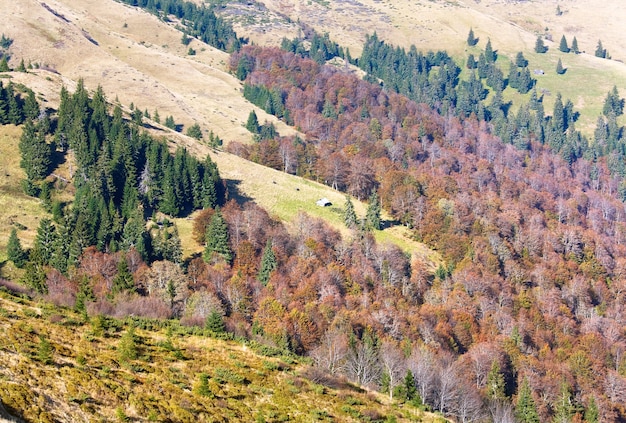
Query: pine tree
xmin=556 ymin=58 xmax=565 ymax=75
xmin=467 ymin=27 xmax=478 ymax=46
xmin=7 ymin=228 xmax=27 ymax=268
xmin=515 ymin=379 xmax=540 ymax=423
xmin=571 ymin=36 xmax=579 ymax=54
xmin=17 ymin=59 xmax=26 ymax=72
xmin=559 ymin=35 xmax=570 ymax=53
xmin=515 ymin=51 xmax=528 ymax=67
xmin=258 ymin=239 xmax=277 ymax=286
xmin=535 ymin=36 xmax=547 ymax=53
xmin=365 ymin=192 xmax=382 ymax=231
xmin=203 ymin=207 xmax=232 ymax=263
xmin=344 ymin=196 xmax=358 ymax=229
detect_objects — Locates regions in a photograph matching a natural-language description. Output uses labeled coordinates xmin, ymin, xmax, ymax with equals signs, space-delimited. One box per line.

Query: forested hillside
xmin=3 ymin=0 xmax=626 ymax=422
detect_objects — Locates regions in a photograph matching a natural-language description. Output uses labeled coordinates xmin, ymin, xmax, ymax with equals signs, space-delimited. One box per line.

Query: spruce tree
xmin=205 ymin=310 xmax=225 ymax=334
xmin=559 ymin=35 xmax=569 ymax=53
xmin=37 ymin=335 xmax=53 ymax=365
xmin=515 ymin=51 xmax=528 ymax=67
xmin=403 ymin=370 xmax=417 ymax=402
xmin=21 ymin=261 xmax=47 ymax=294
xmin=484 ymin=38 xmax=496 ymax=62
xmin=7 ymin=228 xmax=27 ymax=268
xmin=245 ymin=110 xmax=260 ymax=133
xmin=466 ymin=28 xmax=478 ymax=46
xmin=164 ymin=115 xmax=176 ymax=130
xmin=486 ymin=360 xmax=506 ymax=400
xmin=466 ymin=53 xmax=476 ymax=69
xmin=344 ymin=196 xmax=358 ymax=229
xmin=19 ymin=119 xmax=52 ymax=181
xmin=203 ymin=207 xmax=232 ymax=263
xmin=595 ymin=40 xmax=606 ymax=58
xmin=0 ymin=56 xmax=9 ymax=72
xmin=34 ymin=218 xmax=56 ymax=265
xmin=112 ymin=258 xmax=135 ymax=293
xmin=552 ymin=383 xmax=575 ymax=423
xmin=258 ymin=239 xmax=277 ymax=286
xmin=556 ymin=58 xmax=565 ymax=75
xmin=117 ymin=327 xmax=138 ymax=363
xmin=584 ymin=396 xmax=599 ymax=423
xmin=515 ymin=379 xmax=540 ymax=423
xmin=571 ymin=36 xmax=579 ymax=54
xmin=186 ymin=123 xmax=202 ymax=140
xmin=535 ymin=36 xmax=547 ymax=53
xmin=365 ymin=192 xmax=382 ymax=231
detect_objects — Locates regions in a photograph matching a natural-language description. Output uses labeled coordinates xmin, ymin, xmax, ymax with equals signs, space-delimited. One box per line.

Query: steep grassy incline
xmin=0 ymin=288 xmax=446 ymax=422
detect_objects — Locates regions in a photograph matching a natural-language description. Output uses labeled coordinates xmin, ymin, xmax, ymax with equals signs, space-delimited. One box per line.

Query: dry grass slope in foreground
xmin=0 ymin=288 xmax=447 ymax=422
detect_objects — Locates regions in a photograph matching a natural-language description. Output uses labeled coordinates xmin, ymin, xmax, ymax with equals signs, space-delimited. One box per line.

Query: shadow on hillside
xmin=225 ymin=178 xmax=252 ymax=205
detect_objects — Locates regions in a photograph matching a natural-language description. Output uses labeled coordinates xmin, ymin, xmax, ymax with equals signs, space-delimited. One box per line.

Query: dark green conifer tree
xmin=556 ymin=58 xmax=565 ymax=74
xmin=486 ymin=360 xmax=506 ymax=400
xmin=595 ymin=40 xmax=606 ymax=58
xmin=365 ymin=192 xmax=382 ymax=231
xmin=33 ymin=218 xmax=56 ymax=265
xmin=466 ymin=53 xmax=476 ymax=69
xmin=0 ymin=56 xmax=9 ymax=72
xmin=205 ymin=310 xmax=225 ymax=334
xmin=258 ymin=239 xmax=277 ymax=286
xmin=571 ymin=36 xmax=579 ymax=54
xmin=7 ymin=228 xmax=27 ymax=268
xmin=466 ymin=27 xmax=478 ymax=46
xmin=535 ymin=36 xmax=547 ymax=53
xmin=484 ymin=38 xmax=496 ymax=62
xmin=559 ymin=35 xmax=569 ymax=53
xmin=245 ymin=110 xmax=260 ymax=134
xmin=21 ymin=260 xmax=47 ymax=294
xmin=344 ymin=196 xmax=358 ymax=229
xmin=584 ymin=396 xmax=599 ymax=423
xmin=112 ymin=257 xmax=135 ymax=293
xmin=203 ymin=207 xmax=231 ymax=263
xmin=19 ymin=119 xmax=51 ymax=181
xmin=515 ymin=51 xmax=528 ymax=68
xmin=515 ymin=379 xmax=540 ymax=423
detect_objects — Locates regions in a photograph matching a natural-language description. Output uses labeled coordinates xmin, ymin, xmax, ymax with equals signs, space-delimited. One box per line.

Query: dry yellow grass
xmin=0 ymin=290 xmax=449 ymax=422
xmin=0 ymin=125 xmax=49 ymax=262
